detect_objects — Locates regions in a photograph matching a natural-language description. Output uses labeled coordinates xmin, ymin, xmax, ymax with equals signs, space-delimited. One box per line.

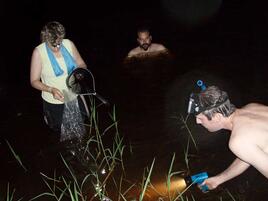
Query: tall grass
xmin=166 ymin=153 xmax=186 ymax=199
xmin=5 ymin=96 xmax=245 ymax=201
xmin=5 ymin=140 xmax=27 ymax=172
xmin=22 ymin=101 xmax=196 ymax=200
xmin=139 ymin=158 xmax=155 ymax=201
xmin=179 ymin=114 xmax=198 ymax=151
xmin=5 ymin=183 xmax=23 ymax=201
xmin=30 ymin=99 xmax=131 ymax=200
xmin=225 ymin=189 xmax=237 ymax=201
xmin=29 ymin=171 xmax=67 ymax=201
xmin=170 ymin=113 xmax=198 ymax=176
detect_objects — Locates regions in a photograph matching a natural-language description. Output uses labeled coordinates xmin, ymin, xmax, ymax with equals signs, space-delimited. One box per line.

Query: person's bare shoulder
xmin=240 ymin=103 xmax=268 ymax=116
xmin=151 ymin=43 xmax=167 ymax=51
xmin=243 ymin=103 xmax=259 ymax=108
xmin=62 ymin=38 xmax=74 ymax=47
xmin=127 ymin=47 xmax=140 ymax=57
xmin=32 ymin=46 xmax=42 ymax=59
xmin=243 ymin=103 xmax=266 ymax=110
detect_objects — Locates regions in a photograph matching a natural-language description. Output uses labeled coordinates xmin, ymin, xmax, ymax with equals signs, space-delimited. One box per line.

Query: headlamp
xmin=187 ymin=80 xmax=207 ymax=114
xmin=187 ymin=92 xmax=229 ymax=115
xmin=187 ymin=93 xmax=202 ymax=114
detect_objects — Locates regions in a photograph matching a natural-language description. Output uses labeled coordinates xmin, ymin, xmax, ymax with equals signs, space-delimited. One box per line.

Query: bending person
xmin=188 ymin=86 xmax=268 ymax=190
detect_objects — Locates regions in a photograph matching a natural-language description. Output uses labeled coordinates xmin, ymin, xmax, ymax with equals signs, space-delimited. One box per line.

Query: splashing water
xmin=60 ymin=91 xmax=86 ymax=142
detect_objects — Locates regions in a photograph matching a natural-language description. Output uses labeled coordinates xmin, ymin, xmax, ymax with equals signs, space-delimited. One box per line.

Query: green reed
xmin=167 ymin=153 xmax=186 ymax=200
xmin=28 ymin=100 xmax=197 ymax=201
xmin=5 ymin=183 xmax=23 ymax=201
xmin=139 ymin=158 xmax=155 ymax=201
xmin=179 ymin=114 xmax=198 ymax=151
xmin=225 ymin=189 xmax=237 ymax=201
xmin=183 ymin=136 xmax=190 ymax=171
xmin=29 ymin=171 xmax=66 ymax=201
xmin=29 ymin=99 xmax=129 ymax=200
xmin=5 ymin=140 xmax=27 ymax=172
xmin=8 ymin=96 xmax=245 ymax=201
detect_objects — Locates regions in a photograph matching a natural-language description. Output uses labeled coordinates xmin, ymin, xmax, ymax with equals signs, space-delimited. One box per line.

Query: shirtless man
xmin=127 ymin=27 xmax=168 ymax=58
xmin=188 ymin=86 xmax=268 ymax=190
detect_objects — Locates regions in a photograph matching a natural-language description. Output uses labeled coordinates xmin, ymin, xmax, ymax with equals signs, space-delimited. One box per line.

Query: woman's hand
xmin=50 ymin=87 xmax=64 ymax=102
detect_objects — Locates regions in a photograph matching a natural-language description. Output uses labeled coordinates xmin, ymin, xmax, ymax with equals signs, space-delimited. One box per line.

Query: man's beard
xmin=140 ymin=43 xmax=151 ymax=51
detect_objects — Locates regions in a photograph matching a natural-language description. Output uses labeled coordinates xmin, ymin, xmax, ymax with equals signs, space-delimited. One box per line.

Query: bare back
xmin=232 ymin=103 xmax=268 ymax=151
xmin=229 ymin=103 xmax=268 ymax=178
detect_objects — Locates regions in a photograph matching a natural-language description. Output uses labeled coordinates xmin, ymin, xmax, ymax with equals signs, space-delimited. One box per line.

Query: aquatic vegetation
xmin=139 ymin=158 xmax=155 ymax=201
xmin=170 ymin=113 xmax=197 ymax=172
xmin=29 ymin=101 xmax=131 ymax=201
xmin=5 ymin=183 xmax=23 ymax=201
xmin=183 ymin=137 xmax=190 ymax=172
xmin=178 ymin=114 xmax=198 ymax=151
xmin=4 ymin=98 xmax=244 ymax=201
xmin=225 ymin=189 xmax=237 ymax=201
xmin=5 ymin=140 xmax=27 ymax=172
xmin=166 ymin=153 xmax=187 ymax=199
xmin=29 ymin=171 xmax=66 ymax=201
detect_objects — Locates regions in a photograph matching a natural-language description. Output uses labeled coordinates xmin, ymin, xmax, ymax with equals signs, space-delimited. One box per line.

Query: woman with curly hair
xmin=30 ymin=21 xmax=87 ymax=137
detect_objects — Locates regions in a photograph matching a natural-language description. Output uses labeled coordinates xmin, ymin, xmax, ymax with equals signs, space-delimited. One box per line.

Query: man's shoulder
xmin=151 ymin=43 xmax=167 ymax=51
xmin=242 ymin=103 xmax=268 ymax=111
xmin=127 ymin=47 xmax=141 ymax=57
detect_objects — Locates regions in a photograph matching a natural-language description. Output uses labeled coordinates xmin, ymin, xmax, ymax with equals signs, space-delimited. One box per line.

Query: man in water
xmin=189 ymin=86 xmax=268 ymax=190
xmin=126 ymin=27 xmax=168 ymax=58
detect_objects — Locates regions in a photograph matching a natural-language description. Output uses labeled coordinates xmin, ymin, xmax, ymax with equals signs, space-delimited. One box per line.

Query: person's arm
xmin=201 ymin=157 xmax=250 ymax=190
xmin=202 ymin=133 xmax=268 ymax=190
xmin=230 ymin=136 xmax=268 ymax=178
xmin=69 ymin=40 xmax=87 ymax=68
xmin=127 ymin=47 xmax=140 ymax=58
xmin=30 ymin=48 xmax=64 ymax=102
xmin=157 ymin=44 xmax=168 ymax=51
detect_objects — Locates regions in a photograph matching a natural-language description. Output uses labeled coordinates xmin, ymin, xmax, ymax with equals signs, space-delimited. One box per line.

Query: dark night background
xmin=1 ymin=0 xmax=268 ymax=88
xmin=1 ymin=0 xmax=268 ymax=200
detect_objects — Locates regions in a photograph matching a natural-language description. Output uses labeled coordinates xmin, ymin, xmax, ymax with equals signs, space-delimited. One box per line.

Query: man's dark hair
xmin=199 ymin=86 xmax=236 ymax=120
xmin=137 ymin=26 xmax=150 ymax=35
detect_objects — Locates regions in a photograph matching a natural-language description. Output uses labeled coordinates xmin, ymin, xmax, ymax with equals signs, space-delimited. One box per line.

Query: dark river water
xmin=2 ymin=0 xmax=268 ymax=199
xmin=1 ymin=47 xmax=268 ymax=201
